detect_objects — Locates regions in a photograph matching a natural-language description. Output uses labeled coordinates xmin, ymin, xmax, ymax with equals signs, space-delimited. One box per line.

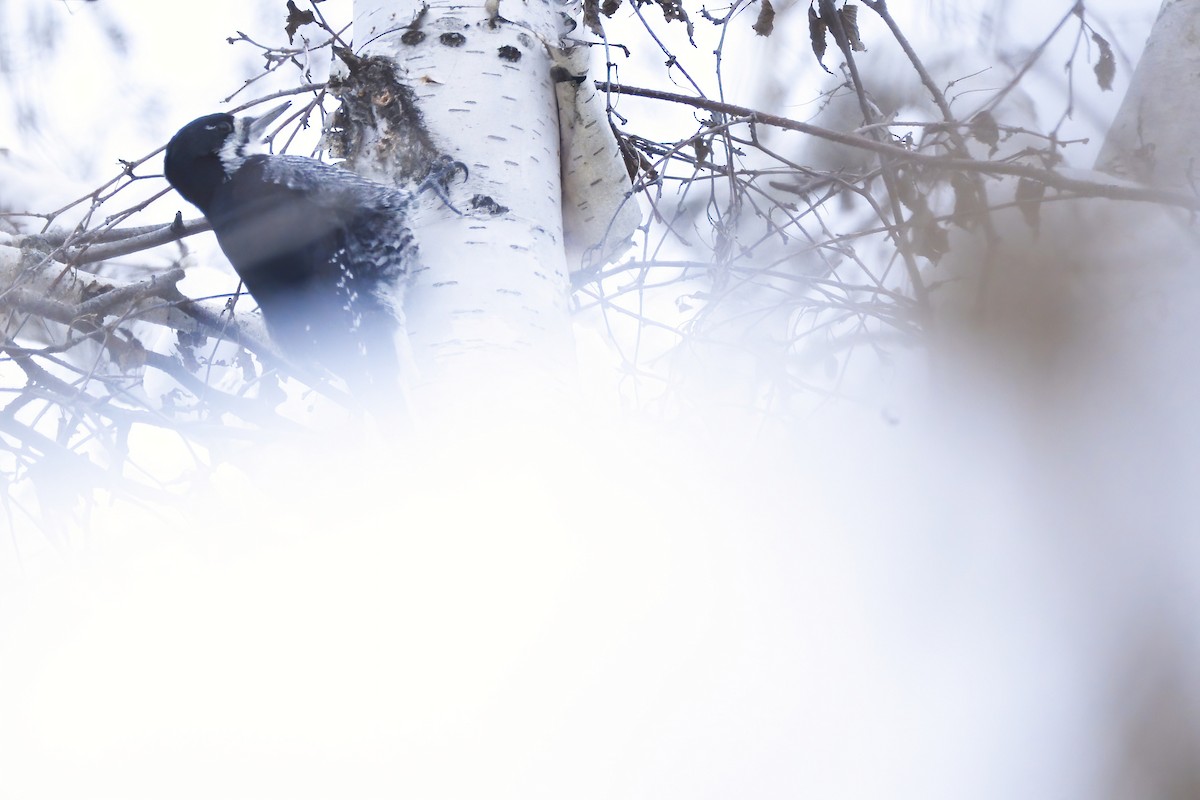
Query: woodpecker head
xmin=164 ymin=102 xmax=290 ymax=212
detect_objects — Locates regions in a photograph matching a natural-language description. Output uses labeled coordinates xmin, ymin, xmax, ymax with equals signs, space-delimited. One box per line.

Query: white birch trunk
xmin=347 ymin=0 xmax=581 ymax=420
xmin=1094 ymin=0 xmax=1200 ymax=187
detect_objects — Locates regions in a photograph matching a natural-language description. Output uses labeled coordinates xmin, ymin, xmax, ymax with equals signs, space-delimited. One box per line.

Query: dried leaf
xmin=657 ymin=0 xmax=686 ymax=22
xmin=970 ymin=110 xmax=999 ymax=152
xmin=909 ymin=204 xmax=949 ymax=262
xmin=236 ymin=348 xmax=259 ymax=383
xmin=1015 ymin=177 xmax=1046 ymax=232
xmin=840 ymin=4 xmax=866 ymax=52
xmin=613 ymin=124 xmax=652 ymax=181
xmin=950 ymin=172 xmax=984 ymax=229
xmin=284 ymin=0 xmax=315 ymax=44
xmin=601 ymin=0 xmax=621 ymax=17
xmin=112 ymin=334 xmax=147 ymax=372
xmin=753 ymin=0 xmax=775 ymax=37
xmin=893 ymin=166 xmax=919 ymax=211
xmin=655 ymin=0 xmax=695 ymax=45
xmin=584 ymin=0 xmax=602 ymax=34
xmin=1092 ymin=32 xmax=1115 ymax=91
xmin=175 ymin=329 xmax=204 ymax=372
xmin=809 ymin=2 xmax=831 ymax=74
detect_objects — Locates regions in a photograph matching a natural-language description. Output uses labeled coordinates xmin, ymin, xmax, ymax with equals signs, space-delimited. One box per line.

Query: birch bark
xmin=1094 ymin=0 xmax=1200 ymax=187
xmin=344 ymin=0 xmax=597 ymax=418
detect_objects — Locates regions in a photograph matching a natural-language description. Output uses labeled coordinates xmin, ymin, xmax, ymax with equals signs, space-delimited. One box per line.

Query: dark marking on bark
xmin=550 ymin=65 xmax=586 ymax=85
xmin=400 ymin=29 xmax=426 ymax=45
xmin=498 ymin=44 xmax=521 ymax=62
xmin=470 ymin=195 xmax=509 ymax=215
xmin=440 ymin=31 xmax=466 ymax=47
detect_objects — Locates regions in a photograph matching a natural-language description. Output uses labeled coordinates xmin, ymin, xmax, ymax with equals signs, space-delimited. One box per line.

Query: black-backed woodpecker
xmin=164 ymin=103 xmax=415 ymax=392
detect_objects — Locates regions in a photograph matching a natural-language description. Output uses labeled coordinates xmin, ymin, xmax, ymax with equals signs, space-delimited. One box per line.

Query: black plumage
xmin=164 ymin=104 xmax=416 ymax=392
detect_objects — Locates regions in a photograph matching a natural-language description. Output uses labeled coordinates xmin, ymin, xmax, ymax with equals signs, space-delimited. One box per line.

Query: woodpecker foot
xmin=418 ymin=155 xmax=469 ymax=215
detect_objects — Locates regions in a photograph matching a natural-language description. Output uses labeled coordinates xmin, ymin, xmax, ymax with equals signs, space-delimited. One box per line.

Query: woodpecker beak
xmin=245 ymin=101 xmax=292 ymax=140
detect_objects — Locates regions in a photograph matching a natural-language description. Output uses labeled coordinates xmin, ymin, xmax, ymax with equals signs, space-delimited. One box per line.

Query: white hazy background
xmin=3 ymin=1 xmax=1199 ymax=799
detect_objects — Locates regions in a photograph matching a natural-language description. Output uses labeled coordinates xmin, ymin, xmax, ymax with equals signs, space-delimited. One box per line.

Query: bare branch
xmin=599 ymin=82 xmax=1200 ymax=211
